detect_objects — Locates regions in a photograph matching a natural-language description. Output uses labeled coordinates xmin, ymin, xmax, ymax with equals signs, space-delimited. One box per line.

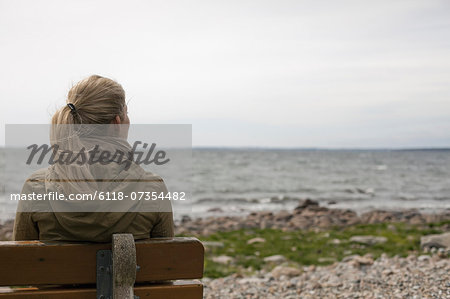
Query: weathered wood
xmin=0 ymin=280 xmax=203 ymax=298
xmin=0 ymin=238 xmax=204 ymax=286
xmin=112 ymin=234 xmax=136 ymax=299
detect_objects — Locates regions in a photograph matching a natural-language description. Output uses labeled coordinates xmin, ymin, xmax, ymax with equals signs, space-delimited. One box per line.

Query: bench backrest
xmin=0 ymin=237 xmax=204 ymax=298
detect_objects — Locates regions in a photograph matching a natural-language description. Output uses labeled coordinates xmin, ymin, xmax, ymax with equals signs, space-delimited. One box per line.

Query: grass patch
xmin=179 ymin=221 xmax=449 ymax=278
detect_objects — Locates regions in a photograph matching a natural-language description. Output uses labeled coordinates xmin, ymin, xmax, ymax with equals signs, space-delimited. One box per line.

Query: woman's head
xmin=52 ymin=75 xmax=128 ymax=125
xmin=47 ymin=75 xmax=132 ymax=196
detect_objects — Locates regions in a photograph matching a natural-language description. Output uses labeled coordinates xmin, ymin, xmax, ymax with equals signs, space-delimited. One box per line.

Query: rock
xmin=207 ymin=207 xmax=224 ymax=213
xmin=289 ymin=216 xmax=310 ymax=229
xmin=305 ymin=265 xmax=316 ymax=272
xmin=181 ymin=215 xmax=191 ymax=223
xmin=294 ymin=199 xmax=319 ymax=211
xmin=357 ymin=187 xmax=374 ymax=195
xmin=274 ymin=211 xmax=292 ymax=222
xmin=247 ymin=237 xmax=266 ymax=245
xmin=263 ymin=255 xmax=287 ymax=264
xmin=406 ymin=254 xmax=417 ymax=262
xmin=259 ymin=212 xmax=274 ymax=219
xmin=342 ymin=255 xmax=360 ymax=262
xmin=270 ymin=266 xmax=301 ymax=279
xmin=343 ymin=254 xmax=374 ymax=267
xmin=418 ymin=255 xmax=431 ymax=262
xmin=361 ymin=210 xmax=396 ymax=223
xmin=211 ymin=255 xmax=234 ymax=264
xmin=410 ymin=215 xmax=424 ymax=225
xmin=317 ymin=216 xmax=332 ymax=228
xmin=350 ymin=235 xmax=387 ymax=245
xmin=420 ymin=232 xmax=450 ymax=249
xmin=318 ymin=257 xmax=337 ymax=263
xmin=351 ymin=255 xmax=374 ymax=267
xmin=437 ymin=248 xmax=448 ymax=258
xmin=329 ymin=238 xmax=341 ymax=245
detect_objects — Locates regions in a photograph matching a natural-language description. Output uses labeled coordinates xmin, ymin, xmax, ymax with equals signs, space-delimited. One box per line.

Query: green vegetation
xmin=180 ymin=221 xmax=449 ymax=278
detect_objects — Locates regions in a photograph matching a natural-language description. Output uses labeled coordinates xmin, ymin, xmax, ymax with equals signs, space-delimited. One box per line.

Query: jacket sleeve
xmin=13 ymin=212 xmax=39 ymax=240
xmin=13 ymin=181 xmax=39 ymax=240
xmin=150 ymin=177 xmax=175 ymax=238
xmin=151 ymin=212 xmax=175 ymax=237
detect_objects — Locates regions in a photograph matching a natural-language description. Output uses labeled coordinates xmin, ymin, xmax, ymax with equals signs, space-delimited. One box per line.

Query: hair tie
xmin=67 ymin=103 xmax=77 ymax=114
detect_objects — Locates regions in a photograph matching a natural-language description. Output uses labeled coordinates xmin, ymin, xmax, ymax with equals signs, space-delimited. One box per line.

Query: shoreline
xmin=1 ymin=199 xmax=450 ymax=241
xmin=175 ymin=199 xmax=450 ymax=236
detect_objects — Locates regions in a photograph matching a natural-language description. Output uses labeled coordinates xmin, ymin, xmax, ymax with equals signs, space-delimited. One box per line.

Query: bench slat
xmin=0 ymin=238 xmax=204 ymax=286
xmin=0 ymin=280 xmax=203 ymax=298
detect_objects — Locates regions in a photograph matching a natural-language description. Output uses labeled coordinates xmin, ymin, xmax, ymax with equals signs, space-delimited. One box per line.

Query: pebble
xmin=247 ymin=237 xmax=266 ymax=245
xmin=421 ymin=232 xmax=450 ymax=250
xmin=211 ymin=255 xmax=234 ymax=264
xmin=270 ymin=266 xmax=301 ymax=279
xmin=263 ymin=255 xmax=287 ymax=264
xmin=350 ymin=235 xmax=387 ymax=245
xmin=418 ymin=255 xmax=431 ymax=262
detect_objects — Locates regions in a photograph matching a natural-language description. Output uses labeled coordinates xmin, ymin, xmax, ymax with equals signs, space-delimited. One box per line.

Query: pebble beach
xmin=179 ymin=199 xmax=450 ymax=298
xmin=203 ymin=253 xmax=449 ymax=298
xmin=1 ymin=199 xmax=449 ymax=298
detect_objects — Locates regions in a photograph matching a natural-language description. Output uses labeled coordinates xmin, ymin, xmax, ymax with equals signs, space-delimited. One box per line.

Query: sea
xmin=1 ymin=148 xmax=450 ymax=222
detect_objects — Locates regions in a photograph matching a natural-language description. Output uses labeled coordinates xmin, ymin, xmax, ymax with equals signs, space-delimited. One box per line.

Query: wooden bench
xmin=0 ymin=235 xmax=204 ymax=298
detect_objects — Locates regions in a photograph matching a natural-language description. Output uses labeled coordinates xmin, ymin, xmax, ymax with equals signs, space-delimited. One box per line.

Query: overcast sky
xmin=1 ymin=0 xmax=449 ymax=148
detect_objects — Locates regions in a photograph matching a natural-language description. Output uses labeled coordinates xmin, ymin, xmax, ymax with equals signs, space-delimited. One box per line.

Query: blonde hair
xmin=46 ymin=75 xmax=129 ymax=199
xmin=52 ymin=75 xmax=126 ymax=125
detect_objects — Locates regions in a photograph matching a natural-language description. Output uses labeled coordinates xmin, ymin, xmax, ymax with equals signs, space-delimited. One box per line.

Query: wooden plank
xmin=0 ymin=281 xmax=203 ymax=299
xmin=0 ymin=238 xmax=204 ymax=286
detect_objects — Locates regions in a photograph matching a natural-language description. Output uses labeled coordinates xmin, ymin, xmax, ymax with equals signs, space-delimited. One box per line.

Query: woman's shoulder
xmin=22 ymin=168 xmax=48 ymax=192
xmin=140 ymin=171 xmax=167 ymax=192
xmin=26 ymin=168 xmax=47 ymax=181
xmin=141 ymin=171 xmax=164 ymax=182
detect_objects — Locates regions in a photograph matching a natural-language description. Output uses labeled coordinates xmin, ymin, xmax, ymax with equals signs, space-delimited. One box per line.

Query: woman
xmin=13 ymin=75 xmax=174 ymax=242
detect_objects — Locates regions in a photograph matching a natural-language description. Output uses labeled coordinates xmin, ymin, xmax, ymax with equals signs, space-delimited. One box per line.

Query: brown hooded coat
xmin=13 ymin=160 xmax=174 ymax=242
